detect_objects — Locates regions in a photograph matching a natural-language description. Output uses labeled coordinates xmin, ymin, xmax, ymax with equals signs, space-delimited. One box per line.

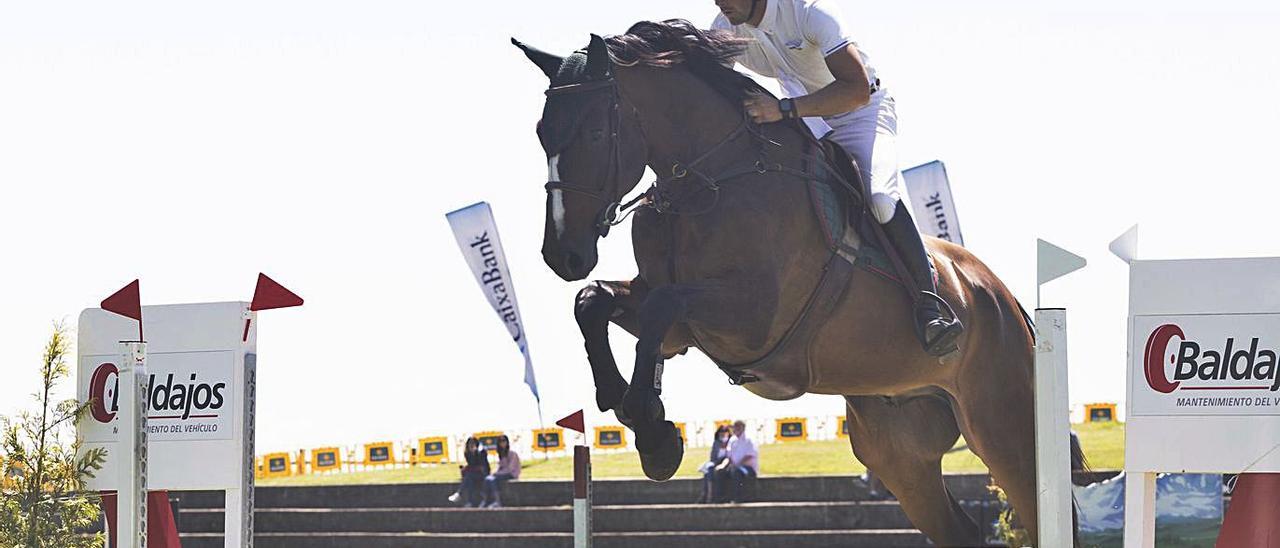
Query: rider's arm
xmin=791 ymin=0 xmax=871 ymax=117
xmin=791 ymin=45 xmax=872 ymax=118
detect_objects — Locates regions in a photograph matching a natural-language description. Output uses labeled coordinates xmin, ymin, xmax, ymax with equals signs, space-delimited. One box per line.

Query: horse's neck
xmin=618 ymin=66 xmax=752 ymax=173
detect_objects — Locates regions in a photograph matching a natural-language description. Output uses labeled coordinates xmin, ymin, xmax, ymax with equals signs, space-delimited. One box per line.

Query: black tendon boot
xmin=881 ymin=201 xmax=964 ymax=356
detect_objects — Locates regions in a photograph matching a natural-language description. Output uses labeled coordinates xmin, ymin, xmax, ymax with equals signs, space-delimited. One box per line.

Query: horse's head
xmin=514 ymin=35 xmax=649 ymax=281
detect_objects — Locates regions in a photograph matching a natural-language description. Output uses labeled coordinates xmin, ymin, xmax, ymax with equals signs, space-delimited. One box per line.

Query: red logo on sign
xmin=88 ymin=362 xmax=119 ymax=423
xmin=1144 ymin=324 xmax=1184 ymax=394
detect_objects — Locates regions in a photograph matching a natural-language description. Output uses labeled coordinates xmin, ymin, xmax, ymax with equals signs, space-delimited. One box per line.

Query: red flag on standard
xmin=556 ymin=409 xmax=585 ymax=434
xmin=101 ymin=279 xmax=142 ymax=320
xmin=250 ymin=273 xmax=303 ymax=311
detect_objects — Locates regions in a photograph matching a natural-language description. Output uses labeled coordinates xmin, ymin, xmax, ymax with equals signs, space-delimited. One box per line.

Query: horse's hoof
xmin=621 ymin=387 xmax=665 ymax=425
xmin=636 ymin=420 xmax=684 ymax=481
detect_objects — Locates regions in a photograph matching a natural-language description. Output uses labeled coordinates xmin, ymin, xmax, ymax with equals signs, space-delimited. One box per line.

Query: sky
xmin=3 ymin=0 xmax=1280 ymax=454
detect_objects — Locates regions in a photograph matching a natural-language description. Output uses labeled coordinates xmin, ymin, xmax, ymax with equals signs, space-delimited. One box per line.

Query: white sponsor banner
xmin=446 ymin=201 xmax=540 ymax=401
xmin=1131 ymin=313 xmax=1280 ymax=417
xmin=903 ymin=160 xmax=964 ymax=246
xmin=81 ymin=350 xmax=235 ymax=442
xmin=78 ymin=301 xmax=254 ymax=492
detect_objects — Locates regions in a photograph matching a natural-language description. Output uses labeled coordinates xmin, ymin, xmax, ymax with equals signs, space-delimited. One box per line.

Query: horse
xmin=515 ymin=20 xmax=1070 ymax=546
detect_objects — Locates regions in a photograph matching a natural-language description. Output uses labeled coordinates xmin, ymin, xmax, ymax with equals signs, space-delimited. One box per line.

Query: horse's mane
xmin=604 ymin=19 xmax=769 ymax=104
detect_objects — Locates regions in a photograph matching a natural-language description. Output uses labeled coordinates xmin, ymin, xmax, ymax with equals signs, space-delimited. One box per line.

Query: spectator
xmin=715 ymin=420 xmax=758 ymax=503
xmin=482 ymin=435 xmax=521 ymax=508
xmin=447 ymin=437 xmax=489 ymax=507
xmin=698 ymin=425 xmax=733 ymax=503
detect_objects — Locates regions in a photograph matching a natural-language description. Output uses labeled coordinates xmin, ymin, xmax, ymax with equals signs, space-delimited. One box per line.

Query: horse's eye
xmin=589 ymin=128 xmax=605 ymax=142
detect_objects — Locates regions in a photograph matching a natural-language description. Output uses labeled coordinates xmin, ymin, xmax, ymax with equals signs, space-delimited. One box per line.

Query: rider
xmin=711 ymin=0 xmax=963 ymax=356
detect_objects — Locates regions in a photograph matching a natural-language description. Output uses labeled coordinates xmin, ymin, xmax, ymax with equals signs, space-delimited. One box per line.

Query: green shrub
xmin=0 ymin=325 xmax=106 ymax=547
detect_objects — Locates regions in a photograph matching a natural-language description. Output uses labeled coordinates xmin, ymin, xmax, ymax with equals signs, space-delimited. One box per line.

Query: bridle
xmin=543 ymin=76 xmax=634 ymax=238
xmin=542 ymin=71 xmax=764 ymax=237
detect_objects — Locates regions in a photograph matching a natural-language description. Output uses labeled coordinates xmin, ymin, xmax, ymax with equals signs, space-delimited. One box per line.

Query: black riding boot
xmin=880 ymin=200 xmax=964 ymax=356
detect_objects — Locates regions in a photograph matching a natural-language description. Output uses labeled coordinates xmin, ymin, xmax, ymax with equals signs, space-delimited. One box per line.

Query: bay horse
xmin=515 ymin=20 xmax=1072 ymax=546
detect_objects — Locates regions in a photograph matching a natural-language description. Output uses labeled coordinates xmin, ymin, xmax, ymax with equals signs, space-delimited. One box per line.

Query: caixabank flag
xmin=903 ymin=161 xmax=964 ymax=246
xmin=1132 ymin=314 xmax=1280 ymax=417
xmin=447 ymin=201 xmax=539 ymax=402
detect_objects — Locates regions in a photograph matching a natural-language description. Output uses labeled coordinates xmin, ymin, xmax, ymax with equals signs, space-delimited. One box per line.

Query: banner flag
xmin=903 ymin=160 xmax=965 ymax=246
xmin=446 ymin=202 xmax=539 ymax=402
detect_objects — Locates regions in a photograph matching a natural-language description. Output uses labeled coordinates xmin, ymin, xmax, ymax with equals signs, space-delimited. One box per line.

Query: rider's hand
xmin=743 ymin=95 xmax=783 ymax=124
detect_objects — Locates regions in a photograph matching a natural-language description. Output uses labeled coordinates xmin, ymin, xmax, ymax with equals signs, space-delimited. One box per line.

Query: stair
xmin=172 ymin=474 xmax=1015 ymax=547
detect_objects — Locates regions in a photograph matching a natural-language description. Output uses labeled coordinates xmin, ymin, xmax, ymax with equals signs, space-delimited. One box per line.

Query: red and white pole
xmin=573 ymin=445 xmax=592 ymax=548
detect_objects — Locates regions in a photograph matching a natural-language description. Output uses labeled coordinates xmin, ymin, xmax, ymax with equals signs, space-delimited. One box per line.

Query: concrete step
xmin=174 ymin=473 xmax=1014 ymax=510
xmin=178 ymin=500 xmax=946 ymax=534
xmin=180 ymin=528 xmax=935 ymax=548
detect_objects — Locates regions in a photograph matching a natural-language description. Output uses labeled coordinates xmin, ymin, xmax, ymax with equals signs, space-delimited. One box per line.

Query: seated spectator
xmin=698 ymin=425 xmax=732 ymax=503
xmin=447 ymin=437 xmax=489 ymax=507
xmin=714 ymin=420 xmax=758 ymax=503
xmin=482 ymin=434 xmax=521 ymax=508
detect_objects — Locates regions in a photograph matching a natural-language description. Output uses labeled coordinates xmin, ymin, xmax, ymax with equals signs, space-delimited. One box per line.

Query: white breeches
xmin=820 ymin=90 xmax=907 ymax=224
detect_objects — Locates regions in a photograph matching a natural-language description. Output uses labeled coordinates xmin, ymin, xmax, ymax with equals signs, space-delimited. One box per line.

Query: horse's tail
xmin=1070 ymin=431 xmax=1090 ymax=476
xmin=1015 ymin=299 xmax=1035 ymax=340
xmin=1070 ymin=431 xmax=1089 ymax=547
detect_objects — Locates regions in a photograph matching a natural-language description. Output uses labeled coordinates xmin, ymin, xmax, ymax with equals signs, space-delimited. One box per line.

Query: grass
xmin=259 ymin=421 xmax=1124 ymax=487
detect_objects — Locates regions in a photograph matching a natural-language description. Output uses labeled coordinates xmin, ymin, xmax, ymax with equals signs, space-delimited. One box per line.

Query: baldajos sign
xmin=82 ymin=352 xmax=235 ymax=442
xmin=1132 ymin=314 xmax=1280 ymax=416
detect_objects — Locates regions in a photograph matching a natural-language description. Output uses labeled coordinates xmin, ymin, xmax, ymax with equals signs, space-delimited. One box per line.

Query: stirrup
xmin=913 ymin=291 xmax=964 ymax=357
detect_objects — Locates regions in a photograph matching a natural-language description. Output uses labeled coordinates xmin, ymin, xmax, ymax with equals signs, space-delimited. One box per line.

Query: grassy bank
xmin=260 ymin=420 xmax=1123 ymax=487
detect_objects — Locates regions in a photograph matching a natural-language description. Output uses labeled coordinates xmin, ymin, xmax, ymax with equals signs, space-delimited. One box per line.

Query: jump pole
xmin=97 ymin=280 xmax=149 ymax=547
xmin=1034 ymin=239 xmax=1086 ymax=548
xmin=556 ymin=410 xmax=590 ymax=548
xmin=573 ymin=445 xmax=592 ymax=548
xmin=118 ymin=341 xmax=149 ymax=547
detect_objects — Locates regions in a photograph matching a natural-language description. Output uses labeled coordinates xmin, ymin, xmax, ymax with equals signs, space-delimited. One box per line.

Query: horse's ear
xmin=585 ymin=33 xmax=611 ymax=79
xmin=512 ymin=38 xmax=563 ymax=79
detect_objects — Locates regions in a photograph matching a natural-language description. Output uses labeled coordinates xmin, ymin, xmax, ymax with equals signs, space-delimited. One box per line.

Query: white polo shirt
xmin=713 ymin=0 xmax=878 ymax=135
xmin=727 ymin=434 xmax=759 ymax=471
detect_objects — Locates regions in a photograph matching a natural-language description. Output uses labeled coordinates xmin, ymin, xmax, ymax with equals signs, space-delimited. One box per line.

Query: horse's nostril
xmin=567 ymin=251 xmax=585 ymax=273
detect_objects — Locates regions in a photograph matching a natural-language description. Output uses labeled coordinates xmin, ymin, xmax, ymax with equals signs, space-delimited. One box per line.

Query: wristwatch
xmin=779 ymin=98 xmax=799 ymax=119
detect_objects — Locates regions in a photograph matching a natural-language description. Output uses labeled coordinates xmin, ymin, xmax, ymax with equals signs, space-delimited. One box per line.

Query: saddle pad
xmin=805 ymin=141 xmax=898 ymax=282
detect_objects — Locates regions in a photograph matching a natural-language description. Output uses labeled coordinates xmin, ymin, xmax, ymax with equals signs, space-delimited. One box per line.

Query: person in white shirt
xmin=712 ymin=0 xmax=963 ymax=357
xmin=714 ymin=420 xmax=759 ymax=502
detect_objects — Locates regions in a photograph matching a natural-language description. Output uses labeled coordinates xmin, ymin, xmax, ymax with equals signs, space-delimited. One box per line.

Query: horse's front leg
xmin=622 ymin=280 xmax=749 ymax=481
xmin=574 ymin=278 xmax=647 ymax=413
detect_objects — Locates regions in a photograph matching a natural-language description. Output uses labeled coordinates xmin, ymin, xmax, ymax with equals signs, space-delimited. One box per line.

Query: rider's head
xmin=715 ymin=0 xmax=763 ymax=26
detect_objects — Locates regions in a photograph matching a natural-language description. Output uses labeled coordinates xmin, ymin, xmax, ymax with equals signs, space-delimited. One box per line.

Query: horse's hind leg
xmin=844 ymin=394 xmax=984 ymax=546
xmin=574 ymin=278 xmax=648 ymax=412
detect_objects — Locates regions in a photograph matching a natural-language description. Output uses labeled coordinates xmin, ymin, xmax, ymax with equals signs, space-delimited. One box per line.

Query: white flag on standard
xmin=903 ymin=160 xmax=965 ymax=246
xmin=446 ymin=202 xmax=539 ymax=402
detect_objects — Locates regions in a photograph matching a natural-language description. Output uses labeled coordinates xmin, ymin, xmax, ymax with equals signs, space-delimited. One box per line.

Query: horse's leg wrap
xmin=574 ymin=281 xmax=630 ymax=412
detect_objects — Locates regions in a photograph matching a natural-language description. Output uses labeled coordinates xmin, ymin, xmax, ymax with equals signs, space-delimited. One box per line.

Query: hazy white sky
xmin=3 ymin=0 xmax=1280 ymax=454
